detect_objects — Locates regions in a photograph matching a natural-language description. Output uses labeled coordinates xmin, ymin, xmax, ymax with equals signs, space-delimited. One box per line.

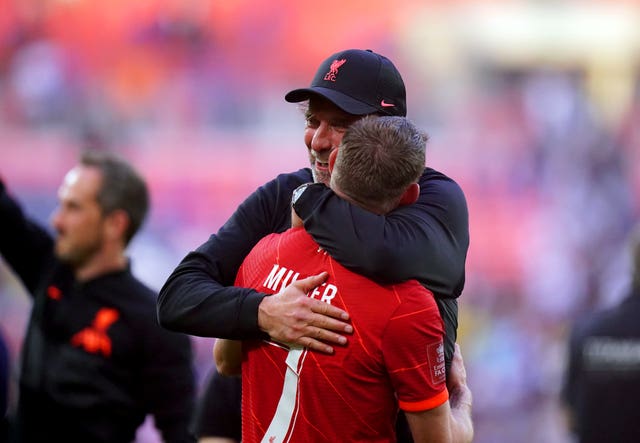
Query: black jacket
xmin=158 ymin=167 xmax=469 ymax=364
xmin=562 ymin=288 xmax=640 ymax=443
xmin=0 ymin=180 xmax=195 ymax=443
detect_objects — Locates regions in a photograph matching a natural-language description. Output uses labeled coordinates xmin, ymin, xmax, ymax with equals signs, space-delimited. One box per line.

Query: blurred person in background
xmin=0 ymin=328 xmax=8 ymax=442
xmin=192 ymin=368 xmax=241 ymax=443
xmin=562 ymin=225 xmax=640 ymax=443
xmin=0 ymin=151 xmax=195 ymax=442
xmin=214 ymin=115 xmax=473 ymax=443
xmin=158 ymin=48 xmax=469 ymax=441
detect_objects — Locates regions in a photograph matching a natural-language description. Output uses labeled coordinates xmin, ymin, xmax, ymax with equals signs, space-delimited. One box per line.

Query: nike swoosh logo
xmin=380 ymin=100 xmax=395 ymax=107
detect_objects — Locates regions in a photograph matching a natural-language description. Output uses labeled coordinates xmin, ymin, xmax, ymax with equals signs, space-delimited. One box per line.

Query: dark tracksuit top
xmin=0 ymin=180 xmax=195 ymax=443
xmin=562 ymin=287 xmax=640 ymax=443
xmin=158 ymin=166 xmax=469 ymax=365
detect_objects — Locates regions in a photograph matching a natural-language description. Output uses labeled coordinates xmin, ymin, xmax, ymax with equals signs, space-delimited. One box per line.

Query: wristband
xmin=291 ymin=183 xmax=313 ymax=206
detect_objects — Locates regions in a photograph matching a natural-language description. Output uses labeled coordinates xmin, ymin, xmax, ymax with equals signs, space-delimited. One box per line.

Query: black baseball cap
xmin=285 ymin=49 xmax=406 ymax=117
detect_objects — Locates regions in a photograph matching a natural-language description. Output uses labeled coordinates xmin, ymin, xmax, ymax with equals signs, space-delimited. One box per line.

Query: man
xmin=0 ymin=151 xmax=195 ymax=442
xmin=215 ymin=116 xmax=473 ymax=443
xmin=158 ymin=47 xmax=468 ymax=368
xmin=158 ymin=48 xmax=468 ymax=441
xmin=562 ymin=226 xmax=640 ymax=443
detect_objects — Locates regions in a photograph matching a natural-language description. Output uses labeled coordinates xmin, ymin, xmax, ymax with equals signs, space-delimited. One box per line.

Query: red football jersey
xmin=236 ymin=227 xmax=447 ymax=443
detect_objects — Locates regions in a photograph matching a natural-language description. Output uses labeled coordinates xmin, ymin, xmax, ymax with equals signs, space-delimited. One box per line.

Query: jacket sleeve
xmin=157 ymin=172 xmax=305 ymax=338
xmin=0 ymin=179 xmax=55 ymax=294
xmin=142 ymin=321 xmax=196 ymax=443
xmin=292 ymin=168 xmax=469 ymax=298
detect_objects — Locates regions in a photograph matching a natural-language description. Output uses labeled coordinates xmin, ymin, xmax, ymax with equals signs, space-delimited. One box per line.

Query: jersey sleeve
xmin=382 ymin=284 xmax=448 ymax=412
xmin=292 ymin=169 xmax=469 ymax=298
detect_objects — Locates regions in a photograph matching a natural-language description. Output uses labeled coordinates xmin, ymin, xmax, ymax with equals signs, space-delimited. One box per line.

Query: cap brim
xmin=285 ymin=87 xmax=378 ymax=116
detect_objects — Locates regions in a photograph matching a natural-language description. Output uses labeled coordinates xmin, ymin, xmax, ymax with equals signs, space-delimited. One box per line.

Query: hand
xmin=447 ymin=343 xmax=472 ymax=411
xmin=257 ymin=272 xmax=352 ymax=354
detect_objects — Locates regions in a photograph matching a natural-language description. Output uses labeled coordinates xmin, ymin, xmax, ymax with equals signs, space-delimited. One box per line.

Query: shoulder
xmin=263 ymin=168 xmax=313 ymax=192
xmin=574 ymin=297 xmax=640 ymax=339
xmin=251 ymin=231 xmax=282 ymax=251
xmin=249 ymin=228 xmax=313 ymax=260
xmin=102 ymin=271 xmax=157 ymax=317
xmin=383 ymin=282 xmax=443 ymax=336
xmin=244 ymin=168 xmax=313 ymax=212
xmin=397 ymin=280 xmax=438 ymax=306
xmin=419 ymin=166 xmax=459 ymax=182
xmin=419 ymin=167 xmax=466 ymax=199
xmin=122 ymin=271 xmax=157 ymax=300
xmin=416 ymin=168 xmax=469 ymax=227
xmin=126 ymin=277 xmax=191 ymax=342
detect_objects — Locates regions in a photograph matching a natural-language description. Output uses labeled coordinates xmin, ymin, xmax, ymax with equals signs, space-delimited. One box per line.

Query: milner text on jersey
xmin=263 ymin=264 xmax=338 ymax=304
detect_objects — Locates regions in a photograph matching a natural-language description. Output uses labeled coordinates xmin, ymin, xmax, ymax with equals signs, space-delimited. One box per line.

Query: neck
xmin=74 ymin=250 xmax=128 ymax=282
xmin=332 ymin=186 xmax=389 ymax=215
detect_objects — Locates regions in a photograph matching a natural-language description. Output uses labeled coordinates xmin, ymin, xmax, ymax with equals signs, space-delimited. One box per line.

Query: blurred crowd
xmin=1 ymin=1 xmax=638 ymax=442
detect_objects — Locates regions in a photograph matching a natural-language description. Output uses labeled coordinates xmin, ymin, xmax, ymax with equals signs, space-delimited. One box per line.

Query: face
xmin=50 ymin=165 xmax=107 ymax=268
xmin=304 ymin=97 xmax=361 ymax=185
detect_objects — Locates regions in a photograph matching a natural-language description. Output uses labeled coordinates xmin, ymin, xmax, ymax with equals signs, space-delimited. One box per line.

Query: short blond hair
xmin=331 ymin=116 xmax=426 ymax=214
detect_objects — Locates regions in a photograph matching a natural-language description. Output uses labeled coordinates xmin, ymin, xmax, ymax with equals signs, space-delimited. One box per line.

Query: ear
xmin=105 ymin=209 xmax=129 ymax=243
xmin=398 ymin=183 xmax=419 ymax=207
xmin=328 ymin=149 xmax=338 ymax=174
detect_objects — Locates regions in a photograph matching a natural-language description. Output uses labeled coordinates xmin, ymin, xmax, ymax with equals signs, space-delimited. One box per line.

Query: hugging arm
xmin=292 ymin=169 xmax=469 ymax=297
xmin=158 ymin=174 xmax=300 ymax=339
xmin=293 ymin=170 xmax=469 ymax=365
xmin=158 ymin=171 xmax=351 ymax=353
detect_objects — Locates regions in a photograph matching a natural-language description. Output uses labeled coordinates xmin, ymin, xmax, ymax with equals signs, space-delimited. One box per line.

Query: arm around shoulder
xmin=157 ymin=173 xmax=298 ymax=338
xmin=293 ymin=171 xmax=469 ymax=294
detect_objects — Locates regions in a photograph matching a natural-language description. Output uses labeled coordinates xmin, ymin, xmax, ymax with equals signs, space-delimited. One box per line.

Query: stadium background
xmin=1 ymin=0 xmax=639 ymax=441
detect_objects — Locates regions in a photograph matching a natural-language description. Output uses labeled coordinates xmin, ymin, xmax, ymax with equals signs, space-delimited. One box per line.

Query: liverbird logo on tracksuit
xmin=71 ymin=308 xmax=120 ymax=357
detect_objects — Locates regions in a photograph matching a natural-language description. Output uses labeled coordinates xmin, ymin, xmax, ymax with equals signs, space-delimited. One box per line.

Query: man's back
xmin=563 ymin=291 xmax=640 ymax=443
xmin=236 ymin=227 xmax=447 ymax=443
